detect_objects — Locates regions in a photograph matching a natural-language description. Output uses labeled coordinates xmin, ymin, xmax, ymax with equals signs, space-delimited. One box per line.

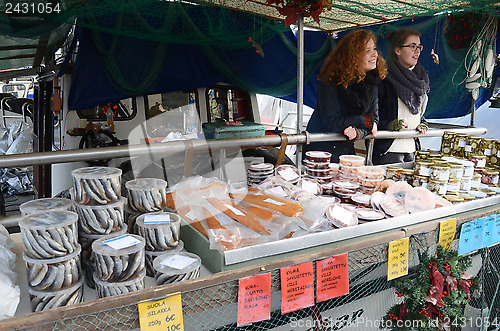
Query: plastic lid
xmin=20 ymin=198 xmax=73 ymax=216
xmin=79 ymin=223 xmax=128 ymax=240
xmin=125 ymin=178 xmax=167 ymax=191
xmin=72 ymin=166 xmax=122 ymax=179
xmin=20 ymin=211 xmax=78 ymax=230
xmin=248 ymin=163 xmax=274 ymax=172
xmin=92 ymin=233 xmax=145 ymax=256
xmin=146 ymin=240 xmax=184 ymax=256
xmin=136 ymin=211 xmax=181 ymax=229
xmin=153 ymin=251 xmax=201 ymax=275
xmin=305 ymin=151 xmax=331 ymax=159
xmin=23 ymin=244 xmax=82 ymax=265
xmin=468 ymin=190 xmax=487 ymax=198
xmin=75 ymin=196 xmax=126 ymax=210
xmin=93 ymin=269 xmax=145 ymax=287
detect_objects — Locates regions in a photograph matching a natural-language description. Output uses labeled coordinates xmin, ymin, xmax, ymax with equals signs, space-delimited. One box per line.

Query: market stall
xmin=0 ymin=126 xmax=499 ymax=330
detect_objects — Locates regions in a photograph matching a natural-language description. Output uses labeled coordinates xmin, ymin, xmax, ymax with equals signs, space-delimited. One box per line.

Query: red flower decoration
xmin=266 ymin=0 xmax=332 ymax=27
xmin=398 ymin=302 xmax=408 ymax=320
xmin=459 ymin=279 xmax=472 ymax=300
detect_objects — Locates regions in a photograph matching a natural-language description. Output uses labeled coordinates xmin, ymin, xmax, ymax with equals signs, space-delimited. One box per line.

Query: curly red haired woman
xmin=304 ymin=29 xmax=387 ymax=163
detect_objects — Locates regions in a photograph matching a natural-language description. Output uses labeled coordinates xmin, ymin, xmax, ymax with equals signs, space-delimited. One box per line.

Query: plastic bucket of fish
xmin=20 ymin=198 xmax=74 ymax=216
xmin=125 ymin=178 xmax=168 ymax=212
xmin=79 ymin=224 xmax=128 ymax=289
xmin=124 ymin=205 xmax=144 ymax=234
xmin=75 ymin=197 xmax=126 ymax=235
xmin=23 ymin=245 xmax=82 ymax=291
xmin=28 ymin=277 xmax=84 ymax=312
xmin=93 ymin=269 xmax=146 ymax=298
xmin=145 ymin=240 xmax=184 ymax=277
xmin=20 ymin=211 xmax=79 ymax=259
xmin=153 ymin=251 xmax=201 ymax=286
xmin=135 ymin=211 xmax=181 ymax=251
xmin=92 ymin=233 xmax=145 ymax=282
xmin=72 ymin=166 xmax=122 ymax=205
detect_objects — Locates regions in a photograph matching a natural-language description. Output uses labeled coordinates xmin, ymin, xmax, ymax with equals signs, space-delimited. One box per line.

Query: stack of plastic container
xmin=125 ymin=178 xmax=168 ymax=234
xmin=153 ymin=251 xmax=201 ymax=286
xmin=71 ymin=166 xmax=126 ymax=288
xmin=20 ymin=198 xmax=74 ymax=216
xmin=135 ymin=211 xmax=184 ymax=277
xmin=247 ymin=163 xmax=275 ymax=186
xmin=357 ymin=166 xmax=385 ymax=194
xmin=19 ymin=211 xmax=84 ymax=312
xmin=91 ymin=233 xmax=146 ymax=298
xmin=339 ymin=155 xmax=365 ymax=182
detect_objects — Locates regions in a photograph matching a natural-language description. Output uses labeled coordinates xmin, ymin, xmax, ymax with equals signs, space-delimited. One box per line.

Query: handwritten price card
xmin=458 ymin=221 xmax=473 ymax=256
xmin=387 ymin=238 xmax=409 ymax=281
xmin=237 ymin=273 xmax=271 ymax=327
xmin=280 ymin=262 xmax=314 ymax=314
xmin=469 ymin=217 xmax=485 ymax=252
xmin=316 ymin=253 xmax=349 ymax=303
xmin=138 ymin=293 xmax=184 ymax=331
xmin=482 ymin=215 xmax=496 ymax=248
xmin=438 ymin=218 xmax=456 ymax=250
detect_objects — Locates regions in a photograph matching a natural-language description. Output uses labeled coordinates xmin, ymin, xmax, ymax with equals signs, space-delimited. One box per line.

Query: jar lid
xmin=416 ymin=160 xmax=433 ymax=165
xmin=414 ymin=175 xmax=429 ymax=180
xmin=448 ymin=162 xmax=464 ymax=168
xmin=433 ymin=160 xmax=449 ymax=166
xmin=470 ymin=154 xmax=487 ymax=159
xmin=430 ymin=164 xmax=450 ymax=170
xmin=429 ymin=179 xmax=447 ymax=184
xmin=386 ymin=166 xmax=403 ymax=171
xmin=401 ymin=169 xmax=414 ymax=175
xmin=444 ymin=194 xmax=464 ymax=203
xmin=460 ymin=193 xmax=475 ymax=200
xmin=482 ymin=169 xmax=499 ymax=175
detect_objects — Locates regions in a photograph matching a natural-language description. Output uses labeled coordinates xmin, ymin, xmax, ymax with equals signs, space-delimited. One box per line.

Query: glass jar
xmin=429 ymin=179 xmax=448 ymax=195
xmin=413 ymin=175 xmax=429 ymax=189
xmin=469 ymin=154 xmax=487 ymax=169
xmin=440 ymin=131 xmax=455 ymax=156
xmin=460 ymin=177 xmax=472 ymax=192
xmin=447 ymin=179 xmax=461 ymax=193
xmin=481 ymin=169 xmax=499 ymax=186
xmin=400 ymin=169 xmax=414 ymax=185
xmin=470 ymin=173 xmax=482 ymax=188
xmin=386 ymin=166 xmax=402 ymax=181
xmin=414 ymin=160 xmax=433 ymax=176
xmin=448 ymin=162 xmax=464 ymax=180
xmin=416 ymin=150 xmax=430 ymax=161
xmin=430 ymin=164 xmax=450 ymax=181
xmin=454 ymin=134 xmax=469 ymax=158
xmin=457 ymin=160 xmax=475 ymax=177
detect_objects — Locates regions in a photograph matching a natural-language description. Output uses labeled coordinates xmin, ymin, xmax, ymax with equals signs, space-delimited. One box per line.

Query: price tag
xmin=316 ymin=253 xmax=349 ymax=303
xmin=184 ymin=210 xmax=196 ymax=221
xmin=144 ymin=214 xmax=171 ymax=224
xmin=161 ymin=254 xmax=197 ymax=270
xmin=267 ymin=186 xmax=287 ymax=197
xmin=387 ymin=238 xmax=409 ymax=281
xmin=469 ymin=217 xmax=485 ymax=252
xmin=280 ymin=262 xmax=314 ymax=314
xmin=438 ymin=218 xmax=456 ymax=250
xmin=237 ymin=273 xmax=271 ymax=327
xmin=484 ymin=148 xmax=492 ymax=156
xmin=465 ymin=145 xmax=472 ymax=152
xmin=301 ymin=180 xmax=318 ymax=194
xmin=278 ymin=168 xmax=300 ymax=181
xmin=263 ymin=198 xmax=284 ymax=206
xmin=224 ymin=204 xmax=245 ymax=216
xmin=458 ymin=221 xmax=473 ymax=256
xmin=458 ymin=140 xmax=466 ymax=147
xmin=138 ymin=293 xmax=184 ymax=331
xmin=103 ymin=235 xmax=141 ymax=250
xmin=482 ymin=215 xmax=496 ymax=248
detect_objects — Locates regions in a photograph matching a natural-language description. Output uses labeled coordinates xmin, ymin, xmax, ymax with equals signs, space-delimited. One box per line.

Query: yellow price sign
xmin=438 ymin=218 xmax=457 ymax=251
xmin=138 ymin=293 xmax=184 ymax=331
xmin=387 ymin=238 xmax=409 ymax=281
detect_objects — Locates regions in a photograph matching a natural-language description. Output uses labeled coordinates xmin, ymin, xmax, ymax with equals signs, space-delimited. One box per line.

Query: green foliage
xmin=381 ymin=246 xmax=479 ymax=330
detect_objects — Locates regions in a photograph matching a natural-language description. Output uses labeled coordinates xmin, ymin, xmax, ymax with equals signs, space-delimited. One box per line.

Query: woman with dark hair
xmin=303 ymin=29 xmax=387 ymax=163
xmin=373 ymin=28 xmax=430 ymax=165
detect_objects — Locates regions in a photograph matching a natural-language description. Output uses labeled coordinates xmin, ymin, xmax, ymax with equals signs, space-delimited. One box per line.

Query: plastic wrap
xmin=0 ymin=120 xmax=34 ymax=196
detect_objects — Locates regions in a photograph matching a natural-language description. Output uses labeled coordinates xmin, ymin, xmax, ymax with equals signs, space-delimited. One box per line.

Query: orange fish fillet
xmin=229 ymin=191 xmax=303 ymax=217
xmin=207 ymin=197 xmax=270 ymax=235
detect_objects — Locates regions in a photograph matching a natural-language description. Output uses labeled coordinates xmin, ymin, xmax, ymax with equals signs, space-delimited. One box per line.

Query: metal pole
xmin=295 ymin=16 xmax=304 ymax=168
xmin=470 ymin=99 xmax=476 ymax=127
xmin=0 ymin=127 xmax=488 ymax=169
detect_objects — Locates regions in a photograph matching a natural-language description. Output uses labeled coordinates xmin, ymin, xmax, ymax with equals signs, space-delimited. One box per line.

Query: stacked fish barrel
xmin=19 ymin=207 xmax=84 ymax=312
xmin=91 ymin=233 xmax=146 ymax=298
xmin=71 ymin=167 xmax=127 ymax=288
xmin=125 ymin=178 xmax=185 ymax=277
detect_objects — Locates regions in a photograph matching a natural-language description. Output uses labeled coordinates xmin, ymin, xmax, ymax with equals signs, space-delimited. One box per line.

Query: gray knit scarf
xmin=386 ymin=57 xmax=430 ymax=114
